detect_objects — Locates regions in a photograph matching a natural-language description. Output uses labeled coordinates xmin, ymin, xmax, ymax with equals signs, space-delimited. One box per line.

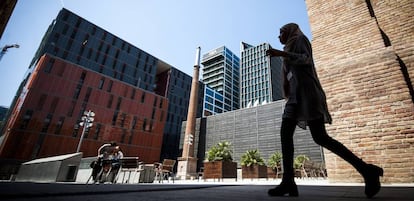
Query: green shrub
xmin=294 ymin=154 xmax=309 ymax=169
xmin=240 ymin=149 xmax=265 ymax=167
xmin=267 ymin=151 xmax=282 ymax=170
xmin=205 ymin=141 xmax=233 ymax=162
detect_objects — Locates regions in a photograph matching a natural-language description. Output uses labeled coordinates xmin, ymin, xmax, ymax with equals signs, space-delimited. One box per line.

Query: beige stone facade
xmin=305 ymin=0 xmax=414 ymax=183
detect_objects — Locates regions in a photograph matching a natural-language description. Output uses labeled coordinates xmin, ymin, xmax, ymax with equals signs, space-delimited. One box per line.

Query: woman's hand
xmin=266 ymin=48 xmax=289 ymax=57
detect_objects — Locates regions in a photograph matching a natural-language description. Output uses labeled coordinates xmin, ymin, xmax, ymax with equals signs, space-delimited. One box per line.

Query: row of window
xmin=241 ymin=74 xmax=269 ymax=87
xmin=241 ymin=89 xmax=271 ymax=102
xmin=20 ymin=103 xmax=160 ymax=139
xmin=45 ymin=60 xmax=166 ymax=109
xmin=54 ymin=12 xmax=159 ymax=91
xmin=241 ymin=43 xmax=269 ymax=56
xmin=61 ymin=10 xmax=137 ymax=56
xmin=242 ymin=67 xmax=269 ymax=79
xmin=50 ymin=27 xmax=156 ymax=88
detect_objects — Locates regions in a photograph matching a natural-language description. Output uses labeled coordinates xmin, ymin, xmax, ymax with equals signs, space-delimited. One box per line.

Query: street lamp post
xmin=0 ymin=44 xmax=19 ymax=62
xmin=76 ymin=110 xmax=95 ymax=152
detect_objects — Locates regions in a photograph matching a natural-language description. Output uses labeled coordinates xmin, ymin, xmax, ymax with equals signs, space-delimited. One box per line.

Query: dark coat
xmin=282 ymin=34 xmax=332 ymax=129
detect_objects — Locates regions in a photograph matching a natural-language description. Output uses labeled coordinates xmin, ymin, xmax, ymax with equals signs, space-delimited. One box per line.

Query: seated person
xmin=91 ymin=141 xmax=123 ymax=182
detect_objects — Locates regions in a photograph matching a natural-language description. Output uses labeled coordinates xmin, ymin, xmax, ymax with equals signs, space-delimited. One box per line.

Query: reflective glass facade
xmin=240 ymin=42 xmax=283 ymax=108
xmin=201 ymin=46 xmax=240 ymax=114
xmin=202 ymin=85 xmax=224 ymax=117
xmin=31 ymin=9 xmax=158 ymax=91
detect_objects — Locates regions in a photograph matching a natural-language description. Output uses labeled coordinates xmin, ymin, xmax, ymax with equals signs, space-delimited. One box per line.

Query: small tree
xmin=205 ymin=141 xmax=233 ymax=162
xmin=294 ymin=154 xmax=309 ymax=169
xmin=267 ymin=151 xmax=282 ymax=170
xmin=240 ymin=149 xmax=265 ymax=167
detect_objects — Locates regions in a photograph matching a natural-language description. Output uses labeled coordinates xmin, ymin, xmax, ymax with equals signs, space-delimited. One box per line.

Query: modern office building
xmin=202 ymin=85 xmax=225 ymax=117
xmin=0 ymin=106 xmax=7 ymax=121
xmin=0 ymin=8 xmax=196 ymax=178
xmin=201 ymin=46 xmax=240 ymax=115
xmin=240 ymin=42 xmax=283 ymax=108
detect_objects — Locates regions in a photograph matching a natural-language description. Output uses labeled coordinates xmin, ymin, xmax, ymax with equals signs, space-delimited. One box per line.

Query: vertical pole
xmin=177 ymin=47 xmax=201 ymax=179
xmin=182 ymin=47 xmax=201 ymax=159
xmin=76 ymin=123 xmax=87 ymax=152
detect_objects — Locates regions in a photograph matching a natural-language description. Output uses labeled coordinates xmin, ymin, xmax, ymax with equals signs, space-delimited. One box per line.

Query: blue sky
xmin=0 ymin=0 xmax=311 ymax=107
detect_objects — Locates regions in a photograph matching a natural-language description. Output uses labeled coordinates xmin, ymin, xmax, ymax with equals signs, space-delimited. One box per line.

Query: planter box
xmin=203 ymin=161 xmax=237 ymax=179
xmin=242 ymin=164 xmax=268 ymax=179
xmin=267 ymin=167 xmax=281 ymax=179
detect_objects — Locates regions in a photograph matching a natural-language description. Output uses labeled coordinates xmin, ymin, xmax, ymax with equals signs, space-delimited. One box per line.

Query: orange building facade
xmin=0 ymin=54 xmax=168 ymax=163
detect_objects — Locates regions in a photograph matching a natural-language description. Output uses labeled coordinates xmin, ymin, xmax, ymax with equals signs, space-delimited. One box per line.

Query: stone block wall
xmin=305 ymin=0 xmax=414 ymax=183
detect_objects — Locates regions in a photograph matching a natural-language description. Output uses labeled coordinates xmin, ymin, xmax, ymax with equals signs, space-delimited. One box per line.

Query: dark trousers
xmin=280 ymin=118 xmax=367 ymax=182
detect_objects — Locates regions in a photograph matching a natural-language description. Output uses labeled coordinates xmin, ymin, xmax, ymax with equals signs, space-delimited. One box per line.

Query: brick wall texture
xmin=306 ymin=0 xmax=414 ymax=183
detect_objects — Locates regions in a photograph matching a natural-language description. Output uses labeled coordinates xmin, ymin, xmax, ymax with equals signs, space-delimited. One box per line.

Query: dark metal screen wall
xmin=182 ymin=99 xmax=325 ymax=166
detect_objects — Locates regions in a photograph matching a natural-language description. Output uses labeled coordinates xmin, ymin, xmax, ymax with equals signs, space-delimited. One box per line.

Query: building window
xmin=141 ymin=92 xmax=146 ymax=103
xmin=131 ymin=116 xmax=137 ymax=130
xmin=84 ymin=87 xmax=92 ymax=103
xmin=75 ymin=17 xmax=81 ymax=28
xmin=92 ymin=26 xmax=97 ymax=35
xmin=62 ymin=24 xmax=69 ymax=35
xmin=20 ymin=109 xmax=33 ymax=129
xmin=80 ymin=71 xmax=87 ymax=83
xmin=37 ymin=94 xmax=47 ymax=110
xmin=73 ymin=84 xmax=82 ymax=99
xmin=54 ymin=116 xmax=65 ymax=135
xmin=112 ymin=111 xmax=119 ymax=126
xmin=131 ymin=89 xmax=136 ymax=99
xmin=107 ymin=95 xmax=113 ymax=108
xmin=70 ymin=29 xmax=77 ymax=39
xmin=98 ymin=77 xmax=105 ymax=89
xmin=41 ymin=114 xmax=53 ymax=133
xmin=102 ymin=32 xmax=107 ymax=41
xmin=149 ymin=120 xmax=153 ymax=132
xmin=116 ymin=97 xmax=122 ymax=110
xmin=84 ymin=127 xmax=89 ymax=139
xmin=142 ymin=118 xmax=147 ymax=131
xmin=151 ymin=108 xmax=156 ymax=119
xmin=49 ymin=97 xmax=59 ymax=113
xmin=93 ymin=124 xmax=101 ymax=140
xmin=153 ymin=97 xmax=158 ymax=107
xmin=44 ymin=58 xmax=55 ymax=73
xmin=72 ymin=123 xmax=79 ymax=137
xmin=120 ymin=113 xmax=126 ymax=127
xmin=62 ymin=12 xmax=69 ymax=21
xmin=107 ymin=80 xmax=113 ymax=92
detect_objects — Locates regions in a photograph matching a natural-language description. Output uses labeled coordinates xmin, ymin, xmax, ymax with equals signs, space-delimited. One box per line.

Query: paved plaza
xmin=1 ymin=179 xmax=413 ymax=201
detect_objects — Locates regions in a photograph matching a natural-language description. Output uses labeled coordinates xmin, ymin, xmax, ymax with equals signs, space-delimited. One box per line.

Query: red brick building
xmin=306 ymin=0 xmax=414 ymax=183
xmin=0 ymin=54 xmax=168 ymax=163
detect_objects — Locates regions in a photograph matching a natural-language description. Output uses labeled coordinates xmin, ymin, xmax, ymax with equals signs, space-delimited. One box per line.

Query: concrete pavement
xmin=1 ymin=179 xmax=413 ymax=201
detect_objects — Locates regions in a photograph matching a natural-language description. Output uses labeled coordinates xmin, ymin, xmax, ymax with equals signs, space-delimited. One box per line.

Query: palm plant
xmin=294 ymin=154 xmax=309 ymax=169
xmin=205 ymin=141 xmax=233 ymax=162
xmin=267 ymin=151 xmax=282 ymax=170
xmin=240 ymin=149 xmax=265 ymax=167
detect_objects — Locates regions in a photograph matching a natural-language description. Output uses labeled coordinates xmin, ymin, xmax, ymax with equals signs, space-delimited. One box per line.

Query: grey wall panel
xmin=182 ymin=100 xmax=325 ymax=168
